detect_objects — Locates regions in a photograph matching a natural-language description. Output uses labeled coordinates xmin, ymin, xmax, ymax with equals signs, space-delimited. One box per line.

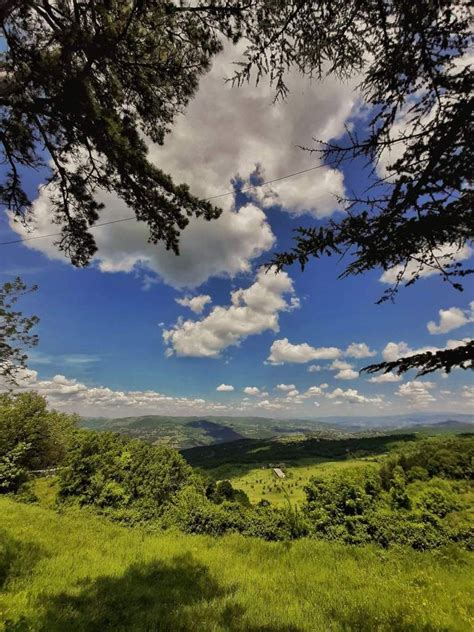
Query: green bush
xmin=58 ymin=430 xmax=194 ymax=521
xmin=0 ymin=442 xmax=30 ymax=493
xmin=0 ymin=392 xmax=77 ymax=475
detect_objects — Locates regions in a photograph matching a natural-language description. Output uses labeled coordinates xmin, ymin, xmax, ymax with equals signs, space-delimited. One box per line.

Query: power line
xmin=0 ymin=163 xmax=330 ymax=247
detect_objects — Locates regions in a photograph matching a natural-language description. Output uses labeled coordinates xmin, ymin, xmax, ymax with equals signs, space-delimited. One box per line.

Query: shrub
xmin=58 ymin=430 xmax=194 ymax=520
xmin=0 ymin=392 xmax=77 ymax=474
xmin=418 ymin=488 xmax=459 ymax=518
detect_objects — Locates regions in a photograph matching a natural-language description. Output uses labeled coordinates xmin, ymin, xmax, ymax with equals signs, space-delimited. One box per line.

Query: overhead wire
xmin=0 ymin=163 xmax=331 ymax=247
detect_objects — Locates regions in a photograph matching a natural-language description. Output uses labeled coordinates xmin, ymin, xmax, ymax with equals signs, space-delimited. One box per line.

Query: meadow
xmin=1 ymin=496 xmax=473 ymax=632
xmin=229 ymin=459 xmax=377 ymax=507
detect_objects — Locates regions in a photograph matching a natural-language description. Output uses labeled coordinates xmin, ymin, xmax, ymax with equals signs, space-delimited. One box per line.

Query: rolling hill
xmin=79 ymin=413 xmax=473 ymax=450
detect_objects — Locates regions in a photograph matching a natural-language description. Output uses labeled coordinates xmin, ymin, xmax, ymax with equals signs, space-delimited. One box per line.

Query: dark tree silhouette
xmin=262 ymin=0 xmax=473 ymax=376
xmin=0 ymin=278 xmax=39 ymax=383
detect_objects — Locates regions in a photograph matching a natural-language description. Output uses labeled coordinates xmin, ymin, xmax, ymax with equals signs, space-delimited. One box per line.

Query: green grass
xmin=230 ymin=459 xmax=377 ymax=506
xmin=1 ymin=497 xmax=473 ymax=631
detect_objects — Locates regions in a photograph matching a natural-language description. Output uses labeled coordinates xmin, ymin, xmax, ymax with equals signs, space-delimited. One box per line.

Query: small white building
xmin=273 ymin=468 xmax=286 ymax=479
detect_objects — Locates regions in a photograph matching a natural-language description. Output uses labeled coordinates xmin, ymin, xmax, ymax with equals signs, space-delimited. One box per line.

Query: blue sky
xmin=1 ymin=46 xmax=473 ymax=418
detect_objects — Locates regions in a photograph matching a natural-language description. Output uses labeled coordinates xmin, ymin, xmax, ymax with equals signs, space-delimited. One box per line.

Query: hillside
xmin=80 ymin=413 xmax=474 ymax=450
xmin=79 ymin=415 xmax=342 ymax=449
xmin=181 ymin=433 xmax=418 ymax=477
xmin=1 ymin=497 xmax=473 ymax=632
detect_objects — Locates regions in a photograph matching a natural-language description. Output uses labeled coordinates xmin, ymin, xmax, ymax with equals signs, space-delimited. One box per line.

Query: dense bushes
xmin=301 ymin=437 xmax=474 ymax=550
xmin=57 ymin=430 xmax=472 ymax=550
xmin=58 ymin=430 xmax=195 ymax=521
xmin=2 ymin=395 xmax=472 ymax=551
xmin=379 ymin=437 xmax=473 ymax=487
xmin=0 ymin=392 xmax=77 ymax=493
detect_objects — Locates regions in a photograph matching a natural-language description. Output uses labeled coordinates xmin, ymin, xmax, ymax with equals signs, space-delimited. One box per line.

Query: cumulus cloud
xmin=382 ymin=338 xmax=472 ymax=364
xmin=256 ymin=399 xmax=284 ymax=411
xmin=5 ymin=370 xmax=226 ymax=417
xmin=15 ymin=194 xmax=275 ymax=289
xmin=305 ymin=385 xmax=328 ymax=396
xmin=216 ymin=384 xmax=234 ymax=392
xmin=176 ymin=294 xmax=212 ymax=314
xmin=335 ymin=368 xmax=359 ymax=380
xmin=308 ymin=365 xmax=322 ymax=372
xmin=380 ymin=244 xmax=473 ymax=286
xmin=9 ymin=45 xmax=359 ymax=289
xmin=147 ymin=45 xmax=358 ymax=220
xmin=243 ymin=386 xmax=261 ymax=396
xmin=275 ymin=384 xmax=296 ymax=392
xmin=382 ymin=341 xmax=438 ymax=362
xmin=396 ymin=381 xmax=435 ymax=406
xmin=267 ymin=338 xmax=341 ymax=365
xmin=329 ymin=359 xmax=359 ymax=380
xmin=164 ymin=269 xmax=298 ymax=358
xmin=326 ymin=387 xmax=383 ymax=405
xmin=344 ymin=342 xmax=376 ymax=358
xmin=368 ymin=372 xmax=402 ymax=383
xmin=427 ymin=302 xmax=474 ymax=335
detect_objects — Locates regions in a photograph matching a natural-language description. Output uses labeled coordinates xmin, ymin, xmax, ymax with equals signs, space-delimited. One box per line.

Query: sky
xmin=1 ymin=45 xmax=473 ymax=419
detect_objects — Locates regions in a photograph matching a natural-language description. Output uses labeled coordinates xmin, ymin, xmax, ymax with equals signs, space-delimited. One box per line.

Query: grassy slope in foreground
xmin=1 ymin=498 xmax=473 ymax=632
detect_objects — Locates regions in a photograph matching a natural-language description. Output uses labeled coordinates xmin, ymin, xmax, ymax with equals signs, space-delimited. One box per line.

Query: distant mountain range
xmin=80 ymin=412 xmax=473 ymax=450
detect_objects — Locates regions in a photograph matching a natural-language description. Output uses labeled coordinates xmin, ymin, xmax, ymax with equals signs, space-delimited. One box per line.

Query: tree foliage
xmin=262 ymin=0 xmax=473 ymax=375
xmin=0 ymin=0 xmax=235 ymax=263
xmin=58 ymin=430 xmax=195 ymax=519
xmin=0 ymin=277 xmax=38 ymax=383
xmin=0 ymin=391 xmax=77 ymax=492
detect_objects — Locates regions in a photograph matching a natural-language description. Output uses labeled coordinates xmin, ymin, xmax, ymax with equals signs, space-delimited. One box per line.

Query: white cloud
xmin=62 ymin=354 xmax=101 ymax=366
xmin=326 ymin=388 xmax=383 ymax=405
xmin=257 ymin=399 xmax=284 ymax=411
xmin=331 ymin=360 xmax=353 ymax=371
xmin=380 ymin=244 xmax=473 ymax=286
xmin=305 ymin=385 xmax=328 ymax=396
xmin=164 ymin=269 xmax=297 ymax=358
xmin=243 ymin=386 xmax=261 ymax=396
xmin=14 ymin=194 xmax=275 ymax=289
xmin=267 ymin=338 xmax=341 ymax=365
xmin=275 ymin=384 xmax=296 ymax=392
xmin=382 ymin=338 xmax=472 ymax=364
xmin=345 ymin=342 xmax=376 ymax=358
xmin=368 ymin=372 xmax=402 ymax=383
xmin=382 ymin=341 xmax=438 ymax=362
xmin=4 ymin=370 xmax=229 ymax=416
xmin=329 ymin=359 xmax=359 ymax=380
xmin=147 ymin=45 xmax=358 ymax=220
xmin=308 ymin=365 xmax=322 ymax=372
xmin=427 ymin=302 xmax=474 ymax=335
xmin=396 ymin=381 xmax=435 ymax=407
xmin=216 ymin=384 xmax=234 ymax=392
xmin=29 ymin=352 xmax=100 ymax=367
xmin=176 ymin=295 xmax=212 ymax=314
xmin=335 ymin=368 xmax=359 ymax=380
xmin=10 ymin=45 xmax=359 ymax=289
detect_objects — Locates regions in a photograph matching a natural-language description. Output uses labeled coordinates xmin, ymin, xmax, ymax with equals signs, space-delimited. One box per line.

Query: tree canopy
xmin=1 ymin=1 xmax=472 ymax=376
xmin=0 ymin=391 xmax=77 ymax=492
xmin=0 ymin=277 xmax=38 ymax=383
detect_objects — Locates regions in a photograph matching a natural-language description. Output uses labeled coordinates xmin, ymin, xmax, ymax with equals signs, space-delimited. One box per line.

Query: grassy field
xmin=229 ymin=459 xmax=377 ymax=507
xmin=1 ymin=497 xmax=473 ymax=632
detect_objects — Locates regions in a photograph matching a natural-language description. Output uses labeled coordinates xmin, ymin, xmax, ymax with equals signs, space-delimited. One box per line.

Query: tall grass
xmin=1 ymin=497 xmax=473 ymax=631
